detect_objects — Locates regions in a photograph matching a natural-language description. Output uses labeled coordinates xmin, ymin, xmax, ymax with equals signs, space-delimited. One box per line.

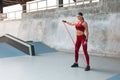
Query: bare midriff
xmin=76 ymin=30 xmax=84 ymax=36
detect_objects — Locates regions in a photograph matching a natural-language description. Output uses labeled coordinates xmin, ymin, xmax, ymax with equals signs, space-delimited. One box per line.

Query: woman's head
xmin=77 ymin=12 xmax=84 ymax=21
xmin=78 ymin=12 xmax=83 ymax=16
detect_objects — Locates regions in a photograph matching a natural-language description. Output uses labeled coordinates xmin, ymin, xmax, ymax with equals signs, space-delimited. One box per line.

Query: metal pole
xmin=75 ymin=0 xmax=77 ymax=5
xmin=46 ymin=0 xmax=47 ymax=10
xmin=0 ymin=0 xmax=3 ymax=13
xmin=58 ymin=0 xmax=63 ymax=7
xmin=69 ymin=0 xmax=70 ymax=6
xmin=29 ymin=3 xmax=30 ymax=12
xmin=83 ymin=0 xmax=85 ymax=4
xmin=37 ymin=1 xmax=38 ymax=11
xmin=90 ymin=0 xmax=92 ymax=3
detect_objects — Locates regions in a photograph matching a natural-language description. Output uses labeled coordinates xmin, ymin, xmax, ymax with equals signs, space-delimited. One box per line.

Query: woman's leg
xmin=75 ymin=36 xmax=81 ymax=63
xmin=82 ymin=42 xmax=90 ymax=66
xmin=81 ymin=36 xmax=90 ymax=66
xmin=71 ymin=36 xmax=81 ymax=67
xmin=81 ymin=36 xmax=90 ymax=71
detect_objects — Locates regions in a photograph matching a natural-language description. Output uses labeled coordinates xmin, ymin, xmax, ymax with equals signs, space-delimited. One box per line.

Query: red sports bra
xmin=75 ymin=22 xmax=85 ymax=32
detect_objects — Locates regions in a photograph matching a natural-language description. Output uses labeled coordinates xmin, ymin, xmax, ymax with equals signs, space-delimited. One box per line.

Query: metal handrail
xmin=2 ymin=0 xmax=99 ymax=21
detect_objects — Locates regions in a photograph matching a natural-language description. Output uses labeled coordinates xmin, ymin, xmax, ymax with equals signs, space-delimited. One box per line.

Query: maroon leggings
xmin=75 ymin=35 xmax=90 ymax=66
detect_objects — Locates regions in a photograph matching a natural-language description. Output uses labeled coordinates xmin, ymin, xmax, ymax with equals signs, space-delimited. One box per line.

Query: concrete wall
xmin=0 ymin=20 xmax=20 ymax=37
xmin=0 ymin=0 xmax=120 ymax=57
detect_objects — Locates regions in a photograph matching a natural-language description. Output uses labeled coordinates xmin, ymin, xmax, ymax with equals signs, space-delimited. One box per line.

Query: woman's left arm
xmin=83 ymin=22 xmax=89 ymax=41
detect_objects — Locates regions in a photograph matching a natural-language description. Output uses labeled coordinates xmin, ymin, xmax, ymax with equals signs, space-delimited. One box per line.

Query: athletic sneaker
xmin=71 ymin=63 xmax=79 ymax=68
xmin=85 ymin=66 xmax=90 ymax=71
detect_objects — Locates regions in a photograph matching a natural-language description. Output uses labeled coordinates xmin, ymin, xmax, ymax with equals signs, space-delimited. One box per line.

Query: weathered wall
xmin=0 ymin=20 xmax=20 ymax=37
xmin=0 ymin=0 xmax=120 ymax=57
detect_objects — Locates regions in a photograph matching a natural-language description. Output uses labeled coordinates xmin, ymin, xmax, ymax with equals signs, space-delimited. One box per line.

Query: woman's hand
xmin=84 ymin=40 xmax=87 ymax=45
xmin=62 ymin=20 xmax=75 ymax=26
xmin=62 ymin=20 xmax=67 ymax=23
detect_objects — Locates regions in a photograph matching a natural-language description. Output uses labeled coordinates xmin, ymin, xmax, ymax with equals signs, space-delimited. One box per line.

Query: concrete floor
xmin=0 ymin=52 xmax=120 ymax=80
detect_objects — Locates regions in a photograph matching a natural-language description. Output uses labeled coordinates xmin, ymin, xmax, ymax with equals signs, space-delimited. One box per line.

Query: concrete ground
xmin=0 ymin=52 xmax=120 ymax=80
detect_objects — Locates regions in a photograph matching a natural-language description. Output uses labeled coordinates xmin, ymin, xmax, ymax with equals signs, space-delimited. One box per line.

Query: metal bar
xmin=0 ymin=0 xmax=3 ymax=13
xmin=69 ymin=0 xmax=70 ymax=6
xmin=37 ymin=1 xmax=38 ymax=11
xmin=46 ymin=0 xmax=47 ymax=10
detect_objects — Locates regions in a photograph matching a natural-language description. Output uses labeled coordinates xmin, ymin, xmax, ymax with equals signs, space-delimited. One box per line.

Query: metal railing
xmin=1 ymin=0 xmax=99 ymax=21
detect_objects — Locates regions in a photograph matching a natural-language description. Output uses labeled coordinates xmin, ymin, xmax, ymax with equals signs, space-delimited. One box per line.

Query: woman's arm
xmin=83 ymin=22 xmax=89 ymax=41
xmin=62 ymin=20 xmax=76 ymax=26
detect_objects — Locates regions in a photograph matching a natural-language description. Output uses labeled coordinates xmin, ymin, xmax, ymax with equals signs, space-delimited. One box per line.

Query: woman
xmin=62 ymin=12 xmax=90 ymax=71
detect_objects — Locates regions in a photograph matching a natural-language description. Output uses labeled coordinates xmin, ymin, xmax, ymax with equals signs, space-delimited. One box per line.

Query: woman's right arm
xmin=62 ymin=20 xmax=76 ymax=26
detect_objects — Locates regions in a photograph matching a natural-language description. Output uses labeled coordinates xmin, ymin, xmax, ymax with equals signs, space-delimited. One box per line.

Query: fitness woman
xmin=62 ymin=12 xmax=90 ymax=71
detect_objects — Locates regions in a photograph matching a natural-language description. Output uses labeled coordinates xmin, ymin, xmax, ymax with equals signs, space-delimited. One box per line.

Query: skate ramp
xmin=0 ymin=34 xmax=55 ymax=58
xmin=27 ymin=41 xmax=56 ymax=55
xmin=0 ymin=42 xmax=26 ymax=58
xmin=107 ymin=74 xmax=120 ymax=80
xmin=0 ymin=34 xmax=35 ymax=56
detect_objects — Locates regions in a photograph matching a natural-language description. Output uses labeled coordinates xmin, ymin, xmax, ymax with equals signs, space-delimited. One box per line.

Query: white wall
xmin=0 ymin=20 xmax=20 ymax=37
xmin=0 ymin=13 xmax=120 ymax=57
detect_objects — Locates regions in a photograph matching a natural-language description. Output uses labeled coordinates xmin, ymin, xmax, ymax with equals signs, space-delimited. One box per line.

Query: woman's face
xmin=77 ymin=14 xmax=83 ymax=20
